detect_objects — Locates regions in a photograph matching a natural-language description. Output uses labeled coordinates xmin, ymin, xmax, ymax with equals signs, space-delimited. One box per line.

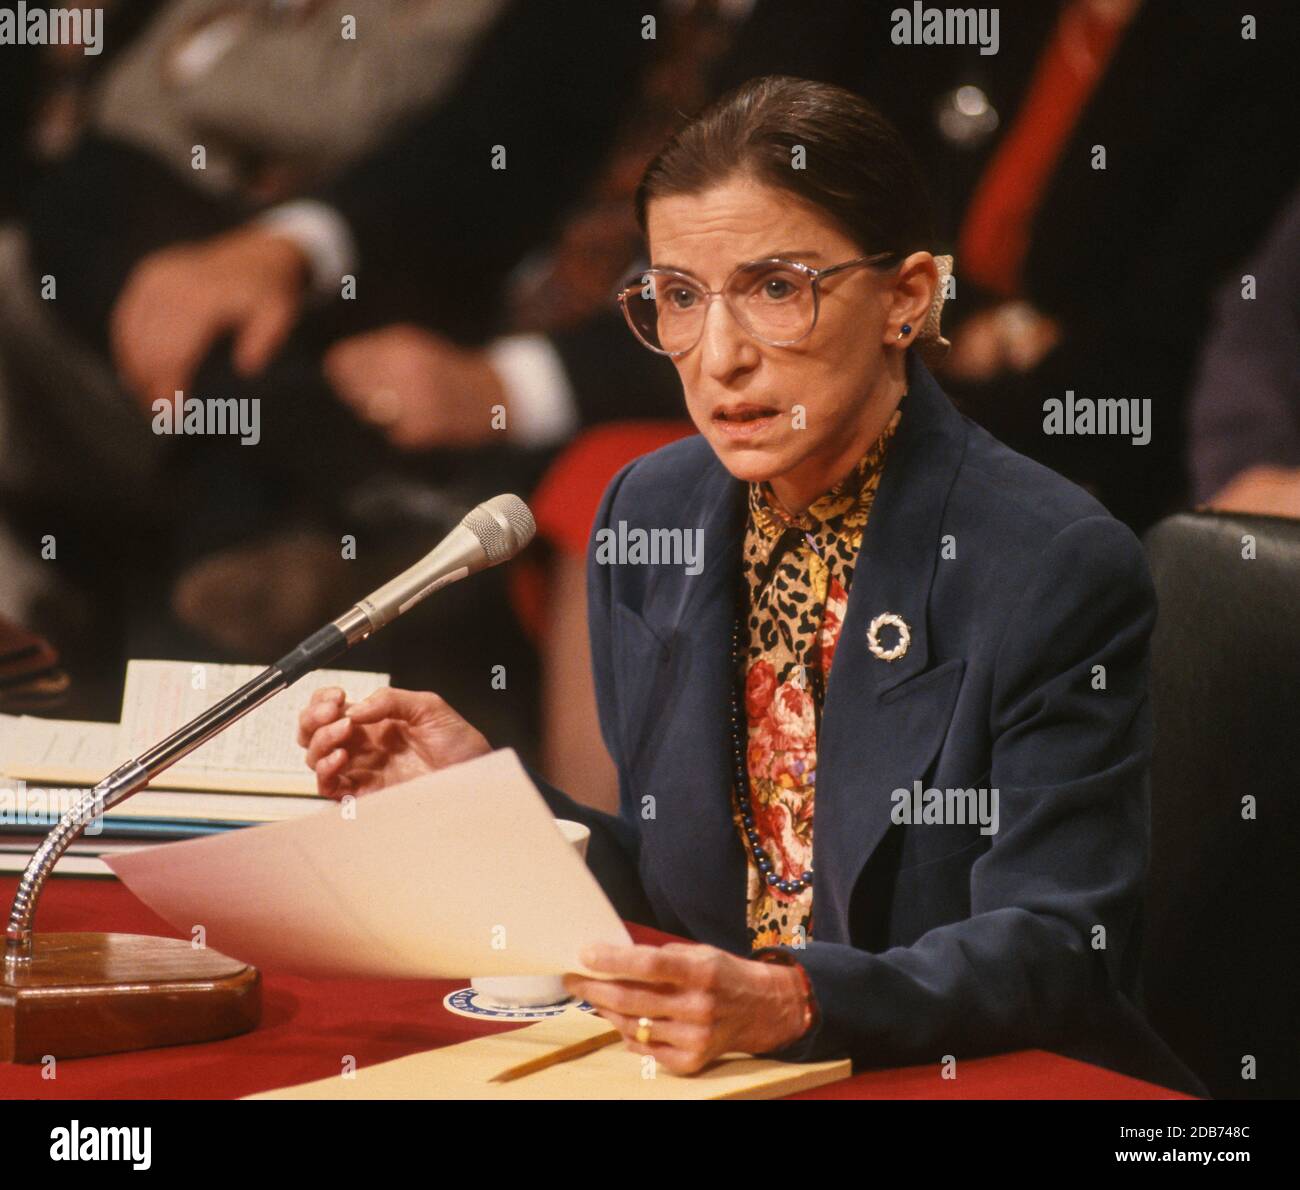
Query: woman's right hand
xmin=297 ymin=686 xmax=491 ymax=798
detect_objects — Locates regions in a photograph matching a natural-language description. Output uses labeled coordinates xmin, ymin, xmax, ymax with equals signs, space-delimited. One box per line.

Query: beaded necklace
xmin=729 ymin=598 xmax=815 ymax=898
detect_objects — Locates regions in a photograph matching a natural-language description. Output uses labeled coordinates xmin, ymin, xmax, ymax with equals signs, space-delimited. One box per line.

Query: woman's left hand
xmin=562 ymin=941 xmax=810 ymax=1075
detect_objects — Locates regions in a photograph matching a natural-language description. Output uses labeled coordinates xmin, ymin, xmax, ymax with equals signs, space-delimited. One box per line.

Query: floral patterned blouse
xmin=732 ymin=406 xmax=903 ymax=950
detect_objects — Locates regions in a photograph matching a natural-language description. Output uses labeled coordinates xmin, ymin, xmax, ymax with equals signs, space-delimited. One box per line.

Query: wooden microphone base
xmin=0 ymin=932 xmax=261 ymax=1063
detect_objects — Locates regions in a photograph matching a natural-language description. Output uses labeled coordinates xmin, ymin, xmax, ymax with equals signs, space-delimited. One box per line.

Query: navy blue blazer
xmin=527 ymin=354 xmax=1204 ymax=1097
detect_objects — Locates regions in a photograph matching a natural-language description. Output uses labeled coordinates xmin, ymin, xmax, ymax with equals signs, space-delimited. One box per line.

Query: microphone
xmin=274 ymin=493 xmax=537 ymax=681
xmin=5 ymin=494 xmax=536 ymax=962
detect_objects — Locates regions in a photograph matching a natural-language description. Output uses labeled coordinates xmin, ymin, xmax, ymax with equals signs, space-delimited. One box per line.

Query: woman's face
xmin=646 ymin=174 xmax=931 ymax=512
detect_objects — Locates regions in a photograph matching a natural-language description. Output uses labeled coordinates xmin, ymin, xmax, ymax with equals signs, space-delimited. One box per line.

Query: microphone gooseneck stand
xmin=4 ymin=613 xmax=364 ymax=964
xmin=0 ymin=495 xmax=534 ymax=1062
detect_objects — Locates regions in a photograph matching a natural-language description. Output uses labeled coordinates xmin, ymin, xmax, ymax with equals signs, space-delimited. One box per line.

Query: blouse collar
xmin=747 ymin=401 xmax=904 ymax=549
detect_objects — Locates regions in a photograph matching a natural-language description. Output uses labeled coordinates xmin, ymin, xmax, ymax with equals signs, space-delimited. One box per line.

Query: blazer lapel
xmin=812 ymin=358 xmax=970 ymax=944
xmin=633 ymin=466 xmax=751 ymax=952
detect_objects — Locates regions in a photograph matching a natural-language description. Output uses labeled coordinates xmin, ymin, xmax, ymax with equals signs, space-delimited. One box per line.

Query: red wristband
xmin=753 ymin=948 xmax=820 ymax=1041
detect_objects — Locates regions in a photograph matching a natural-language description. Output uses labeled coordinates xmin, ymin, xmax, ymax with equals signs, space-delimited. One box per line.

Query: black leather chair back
xmin=1143 ymin=512 xmax=1300 ymax=1099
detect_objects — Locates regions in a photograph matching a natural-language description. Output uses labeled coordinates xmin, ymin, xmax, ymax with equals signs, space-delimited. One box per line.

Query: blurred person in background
xmin=0 ymin=0 xmax=162 ymax=712
xmin=1187 ymin=182 xmax=1300 ymax=519
xmin=0 ymin=0 xmax=655 ymax=733
xmin=938 ymin=0 xmax=1298 ymax=532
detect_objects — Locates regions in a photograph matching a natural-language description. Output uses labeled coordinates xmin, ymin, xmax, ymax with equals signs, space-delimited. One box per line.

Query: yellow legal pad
xmin=244 ymin=1007 xmax=851 ymax=1100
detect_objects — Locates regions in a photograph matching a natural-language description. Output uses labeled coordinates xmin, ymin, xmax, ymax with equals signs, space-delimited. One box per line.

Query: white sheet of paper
xmin=0 ymin=716 xmax=120 ymax=775
xmin=106 ymin=748 xmax=632 ymax=979
xmin=119 ymin=660 xmax=389 ymax=792
xmin=0 ymin=662 xmax=389 ymax=794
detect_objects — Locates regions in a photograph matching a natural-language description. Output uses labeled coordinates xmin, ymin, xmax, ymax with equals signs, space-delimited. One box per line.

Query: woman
xmin=297 ymin=76 xmax=1201 ymax=1094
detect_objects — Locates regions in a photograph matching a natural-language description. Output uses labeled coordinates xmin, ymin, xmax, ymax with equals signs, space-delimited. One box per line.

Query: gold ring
xmin=635 ymin=1017 xmax=653 ymax=1045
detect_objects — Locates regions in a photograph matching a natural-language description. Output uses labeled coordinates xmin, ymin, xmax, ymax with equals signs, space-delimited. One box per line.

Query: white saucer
xmin=442 ymin=987 xmax=597 ymax=1022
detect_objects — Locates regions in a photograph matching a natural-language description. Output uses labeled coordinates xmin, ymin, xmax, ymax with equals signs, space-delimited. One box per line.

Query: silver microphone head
xmin=463 ymin=493 xmax=536 ymax=563
xmin=339 ymin=494 xmax=537 ymax=639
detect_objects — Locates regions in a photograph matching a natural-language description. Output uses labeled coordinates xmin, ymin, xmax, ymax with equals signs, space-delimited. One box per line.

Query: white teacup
xmin=469 ymin=819 xmax=592 ymax=1008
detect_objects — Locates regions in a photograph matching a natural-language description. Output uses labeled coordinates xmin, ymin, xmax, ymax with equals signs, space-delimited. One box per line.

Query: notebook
xmin=0 ymin=659 xmax=388 ymax=794
xmin=245 ymin=1007 xmax=852 ymax=1100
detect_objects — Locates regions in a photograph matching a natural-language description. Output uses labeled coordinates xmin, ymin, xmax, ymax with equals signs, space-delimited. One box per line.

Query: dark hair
xmin=634 ymin=75 xmax=934 ymax=263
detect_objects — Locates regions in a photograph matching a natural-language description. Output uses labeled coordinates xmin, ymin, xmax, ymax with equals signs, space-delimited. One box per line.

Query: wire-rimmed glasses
xmin=616 ymin=252 xmax=897 ymax=356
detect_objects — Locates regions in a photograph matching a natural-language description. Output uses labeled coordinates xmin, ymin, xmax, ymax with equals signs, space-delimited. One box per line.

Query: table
xmin=0 ymin=877 xmax=1191 ymax=1099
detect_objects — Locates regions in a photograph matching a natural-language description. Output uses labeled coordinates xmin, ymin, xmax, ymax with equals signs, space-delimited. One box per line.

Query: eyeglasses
xmin=616 ymin=253 xmax=897 ymax=356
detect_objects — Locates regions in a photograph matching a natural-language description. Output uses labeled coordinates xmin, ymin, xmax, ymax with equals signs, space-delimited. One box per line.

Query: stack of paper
xmin=0 ymin=659 xmax=388 ymax=875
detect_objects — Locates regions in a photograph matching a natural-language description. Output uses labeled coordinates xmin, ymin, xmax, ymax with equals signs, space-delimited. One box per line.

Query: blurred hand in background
xmin=323 ymin=323 xmax=506 ymax=450
xmin=110 ymin=225 xmax=309 ymax=406
xmin=942 ymin=300 xmax=1062 ymax=383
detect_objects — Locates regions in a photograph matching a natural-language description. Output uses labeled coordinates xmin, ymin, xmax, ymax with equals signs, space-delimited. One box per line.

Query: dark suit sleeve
xmin=1187 ymin=189 xmax=1300 ymax=503
xmin=318 ymin=0 xmax=660 ymax=325
xmin=759 ymin=515 xmax=1158 ymax=1068
xmin=0 ymin=19 xmax=39 ymax=220
xmin=519 ymin=456 xmax=660 ymax=928
xmin=24 ymin=133 xmax=236 ymax=349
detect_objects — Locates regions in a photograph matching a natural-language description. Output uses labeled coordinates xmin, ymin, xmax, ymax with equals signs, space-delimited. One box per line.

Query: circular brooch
xmin=866 ymin=612 xmax=911 ymax=662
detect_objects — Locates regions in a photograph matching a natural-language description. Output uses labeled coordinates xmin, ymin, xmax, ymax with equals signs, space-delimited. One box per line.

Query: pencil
xmin=489 ymin=1026 xmax=624 ymax=1083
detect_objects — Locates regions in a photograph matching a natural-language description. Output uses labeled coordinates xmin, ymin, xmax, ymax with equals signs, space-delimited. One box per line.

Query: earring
xmin=897 ymin=324 xmax=912 ymax=340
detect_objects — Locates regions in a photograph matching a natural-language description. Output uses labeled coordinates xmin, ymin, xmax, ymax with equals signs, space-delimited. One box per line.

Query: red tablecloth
xmin=0 ymin=877 xmax=1190 ymax=1100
